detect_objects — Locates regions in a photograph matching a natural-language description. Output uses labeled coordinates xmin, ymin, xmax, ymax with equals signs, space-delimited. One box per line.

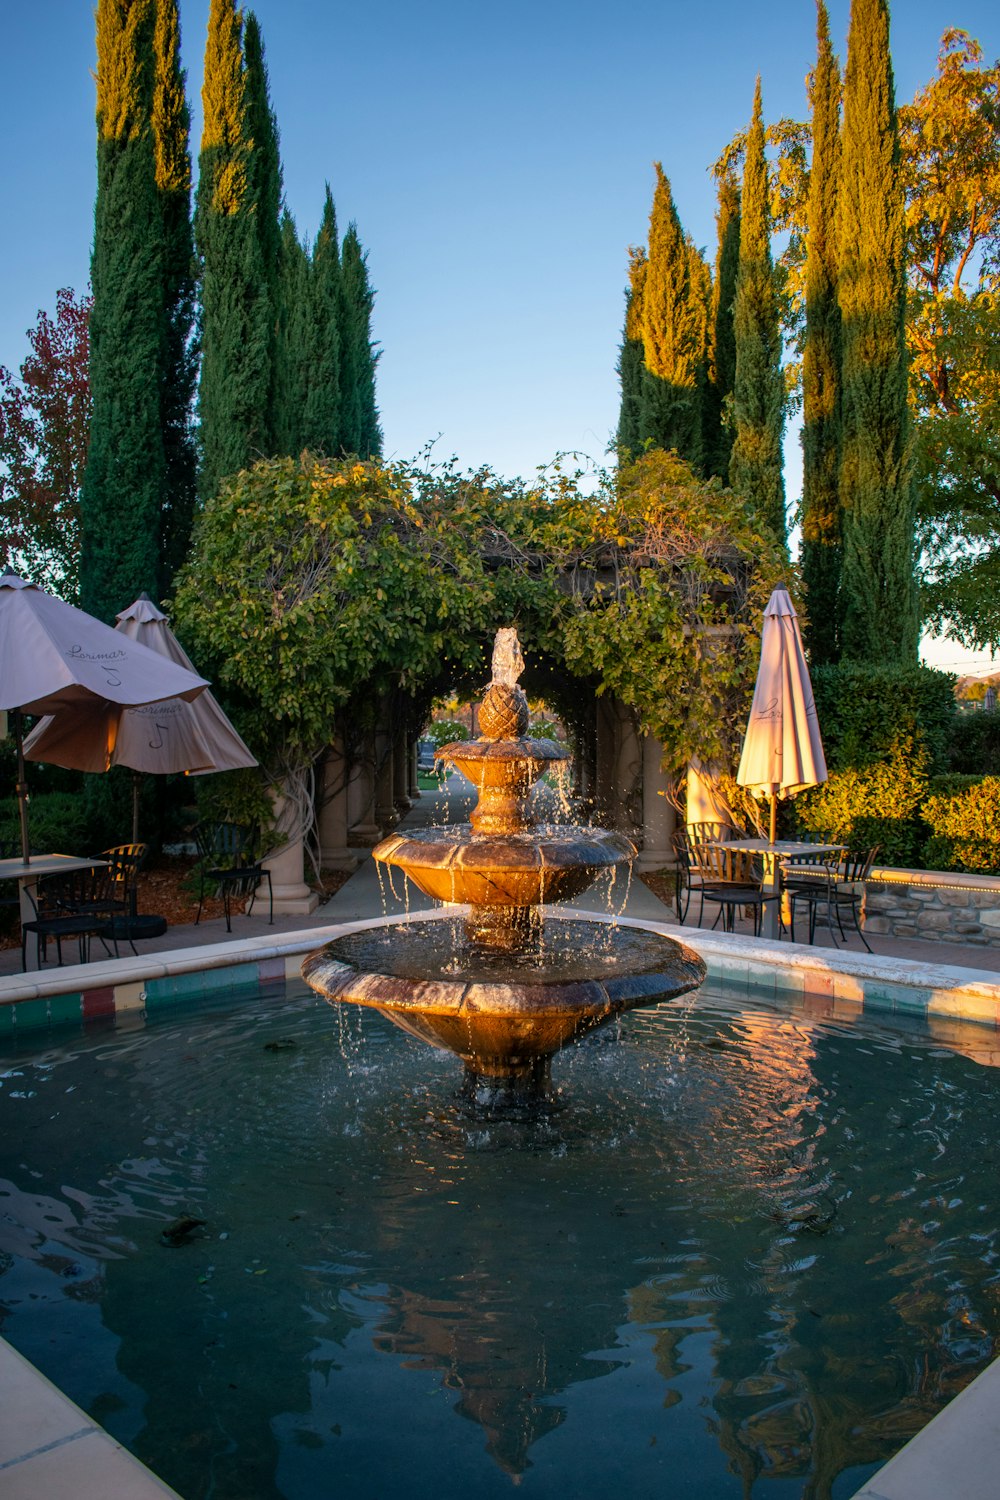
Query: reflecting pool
xmin=1 ymin=981 xmax=999 ymax=1499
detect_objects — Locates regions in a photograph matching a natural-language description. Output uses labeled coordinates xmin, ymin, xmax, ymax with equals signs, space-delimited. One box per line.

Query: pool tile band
xmin=0 ymin=910 xmax=998 ymax=1035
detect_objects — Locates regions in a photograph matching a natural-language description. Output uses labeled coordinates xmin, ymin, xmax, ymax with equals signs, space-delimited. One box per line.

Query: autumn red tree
xmin=0 ymin=288 xmax=91 ymax=600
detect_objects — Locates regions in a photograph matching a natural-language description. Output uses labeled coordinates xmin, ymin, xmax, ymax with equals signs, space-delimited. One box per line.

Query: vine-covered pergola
xmin=172 ymin=449 xmax=786 ymax=907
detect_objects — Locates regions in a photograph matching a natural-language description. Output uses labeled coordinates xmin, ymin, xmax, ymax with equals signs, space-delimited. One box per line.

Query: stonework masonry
xmin=864 ymin=867 xmax=1000 ymax=950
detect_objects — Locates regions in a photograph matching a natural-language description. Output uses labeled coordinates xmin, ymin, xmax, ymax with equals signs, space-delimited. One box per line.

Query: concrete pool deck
xmin=2 ymin=783 xmax=1000 ymax=1497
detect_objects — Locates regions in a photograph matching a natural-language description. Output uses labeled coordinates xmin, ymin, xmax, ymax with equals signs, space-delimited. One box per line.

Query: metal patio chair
xmin=696 ymin=845 xmax=783 ymax=936
xmin=194 ymin=823 xmax=274 ymax=933
xmin=788 ymin=845 xmax=880 ymax=952
xmin=20 ymin=866 xmax=121 ymax=970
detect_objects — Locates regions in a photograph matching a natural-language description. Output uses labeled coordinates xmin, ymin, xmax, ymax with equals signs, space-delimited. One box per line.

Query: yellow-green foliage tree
xmin=902 ymin=32 xmax=1000 ymax=648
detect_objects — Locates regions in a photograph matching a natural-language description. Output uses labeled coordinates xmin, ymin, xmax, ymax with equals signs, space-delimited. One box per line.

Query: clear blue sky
xmin=2 ymin=1 xmax=997 ymax=667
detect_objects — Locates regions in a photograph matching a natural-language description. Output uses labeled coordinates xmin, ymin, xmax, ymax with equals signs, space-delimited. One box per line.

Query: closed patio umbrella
xmin=25 ymin=594 xmax=257 ymax=841
xmin=736 ymin=585 xmax=827 ymax=843
xmin=1 ymin=572 xmax=208 ymax=863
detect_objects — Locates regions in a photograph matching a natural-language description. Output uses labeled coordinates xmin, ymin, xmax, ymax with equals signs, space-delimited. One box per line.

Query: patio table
xmin=0 ymin=855 xmax=110 ymax=971
xmin=705 ymin=838 xmax=845 ymax=941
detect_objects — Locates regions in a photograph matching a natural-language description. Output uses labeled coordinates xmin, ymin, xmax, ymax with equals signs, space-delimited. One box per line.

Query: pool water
xmin=1 ymin=981 xmax=999 ymax=1500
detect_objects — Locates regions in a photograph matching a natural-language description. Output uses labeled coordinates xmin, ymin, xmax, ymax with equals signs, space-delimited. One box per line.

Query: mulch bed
xmin=0 ymin=855 xmax=353 ymax=951
xmin=638 ymin=870 xmax=677 ymax=913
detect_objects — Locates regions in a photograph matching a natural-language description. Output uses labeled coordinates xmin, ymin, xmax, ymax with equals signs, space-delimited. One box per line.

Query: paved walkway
xmin=2 ymin=781 xmax=999 ymax=980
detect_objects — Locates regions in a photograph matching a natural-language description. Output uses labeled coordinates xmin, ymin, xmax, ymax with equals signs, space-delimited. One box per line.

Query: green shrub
xmin=0 ymin=790 xmax=91 ymax=857
xmin=193 ymin=770 xmax=278 ymax=852
xmin=794 ymin=739 xmax=929 ymax=867
xmin=424 ymin=719 xmax=470 ymax=748
xmin=949 ymin=712 xmax=1000 ymax=776
xmin=921 ymin=775 xmax=1000 ymax=873
xmin=810 ymin=662 xmax=956 ymax=774
xmin=795 ymin=664 xmax=957 ymax=868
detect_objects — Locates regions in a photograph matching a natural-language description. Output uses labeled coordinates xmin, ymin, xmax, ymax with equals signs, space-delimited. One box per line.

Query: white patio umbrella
xmin=1 ymin=572 xmax=208 ymax=863
xmin=24 ymin=593 xmax=257 ymax=842
xmin=736 ymin=585 xmax=827 ymax=843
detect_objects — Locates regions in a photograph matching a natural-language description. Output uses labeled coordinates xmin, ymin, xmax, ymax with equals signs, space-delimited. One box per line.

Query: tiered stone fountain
xmin=303 ymin=629 xmax=705 ymax=1106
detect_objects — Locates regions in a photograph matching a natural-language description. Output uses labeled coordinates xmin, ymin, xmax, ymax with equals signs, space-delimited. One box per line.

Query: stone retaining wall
xmin=865 ymin=868 xmax=1000 ymax=950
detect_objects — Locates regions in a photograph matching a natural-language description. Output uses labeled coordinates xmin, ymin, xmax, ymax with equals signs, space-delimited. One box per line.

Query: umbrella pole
xmin=132 ymin=772 xmax=141 ymax=845
xmin=13 ymin=710 xmax=30 ymax=865
xmin=769 ymin=791 xmax=777 ymax=846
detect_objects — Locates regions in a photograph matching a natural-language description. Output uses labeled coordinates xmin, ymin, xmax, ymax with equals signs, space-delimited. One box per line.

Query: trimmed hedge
xmin=793 ymin=664 xmax=956 ymax=866
xmin=921 ymin=775 xmax=1000 ymax=874
xmin=0 ymin=790 xmax=90 ymax=858
xmin=794 ymin=740 xmax=930 ymax=867
xmin=809 ymin=662 xmax=956 ymax=774
xmin=949 ymin=712 xmax=1000 ymax=776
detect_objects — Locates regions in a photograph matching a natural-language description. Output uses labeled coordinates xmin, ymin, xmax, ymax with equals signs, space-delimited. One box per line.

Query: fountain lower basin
xmin=302 ymin=915 xmax=706 ymax=1096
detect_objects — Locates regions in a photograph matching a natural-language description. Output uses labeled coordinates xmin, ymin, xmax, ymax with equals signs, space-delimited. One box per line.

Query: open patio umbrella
xmin=736 ymin=585 xmax=827 ymax=843
xmin=25 ymin=593 xmax=257 ymax=842
xmin=1 ymin=572 xmax=209 ymax=863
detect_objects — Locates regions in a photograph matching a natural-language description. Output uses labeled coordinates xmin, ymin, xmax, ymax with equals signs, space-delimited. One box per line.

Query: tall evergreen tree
xmin=81 ymin=0 xmax=166 ymax=620
xmin=837 ymin=0 xmax=917 ymax=662
xmin=638 ymin=164 xmax=706 ymax=469
xmin=729 ymin=79 xmax=787 ymax=544
xmin=195 ymin=0 xmax=278 ymax=497
xmin=801 ymin=0 xmax=843 ymax=664
xmin=616 ymin=246 xmax=647 ymax=457
xmin=339 ymin=224 xmax=382 ymax=459
xmin=242 ymin=11 xmax=281 ymax=445
xmin=704 ymin=171 xmax=740 ymax=480
xmin=301 ymin=187 xmax=342 ymax=453
xmin=273 ymin=210 xmax=312 ymax=456
xmin=152 ymin=0 xmax=197 ymax=589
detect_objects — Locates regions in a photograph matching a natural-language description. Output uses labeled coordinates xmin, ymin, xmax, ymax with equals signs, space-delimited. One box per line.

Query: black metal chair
xmin=782 ymin=847 xmax=843 ymax=943
xmin=696 ymin=845 xmax=783 ymax=936
xmin=194 ymin=823 xmax=274 ymax=933
xmin=20 ymin=867 xmax=120 ymax=970
xmin=787 ymin=846 xmax=880 ymax=952
xmin=100 ymin=843 xmax=148 ymax=917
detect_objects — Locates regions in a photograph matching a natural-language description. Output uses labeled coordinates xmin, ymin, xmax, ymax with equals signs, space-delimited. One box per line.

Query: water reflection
xmin=0 ymin=990 xmax=999 ymax=1499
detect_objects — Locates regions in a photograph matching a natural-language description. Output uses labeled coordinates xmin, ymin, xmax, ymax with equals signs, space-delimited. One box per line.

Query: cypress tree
xmin=81 ymin=0 xmax=166 ymax=620
xmin=339 ymin=224 xmax=382 ymax=459
xmin=273 ymin=210 xmax=312 ymax=456
xmin=638 ymin=164 xmax=705 ymax=469
xmin=195 ymin=0 xmax=275 ymax=497
xmin=242 ymin=12 xmax=281 ymax=446
xmin=301 ymin=187 xmax=342 ymax=453
xmin=729 ymin=79 xmax=786 ymax=545
xmin=837 ymin=0 xmax=917 ymax=663
xmin=616 ymin=246 xmax=647 ymax=457
xmin=704 ymin=171 xmax=740 ymax=480
xmin=801 ymin=0 xmax=843 ymax=664
xmin=152 ymin=0 xmax=197 ymax=590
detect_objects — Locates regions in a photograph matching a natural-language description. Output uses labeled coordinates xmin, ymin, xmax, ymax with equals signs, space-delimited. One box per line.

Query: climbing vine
xmin=172 ymin=449 xmax=786 ymax=788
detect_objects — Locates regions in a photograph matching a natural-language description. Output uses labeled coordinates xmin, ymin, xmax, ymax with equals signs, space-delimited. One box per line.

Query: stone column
xmin=635 ymin=734 xmax=676 ymax=872
xmin=264 ymin=790 xmax=320 ymax=916
xmin=686 ymin=760 xmax=736 ymax=832
xmin=347 ymin=729 xmax=381 ymax=845
xmin=374 ymin=719 xmax=397 ymax=831
xmin=407 ymin=738 xmax=421 ymax=800
xmin=393 ymin=731 xmax=412 ymax=814
xmin=594 ymin=695 xmax=642 ymax=836
xmin=317 ymin=736 xmax=358 ymax=872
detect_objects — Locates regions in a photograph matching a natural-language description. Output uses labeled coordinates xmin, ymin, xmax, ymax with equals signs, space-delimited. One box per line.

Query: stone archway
xmin=306 ymin=636 xmax=677 ymax=877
